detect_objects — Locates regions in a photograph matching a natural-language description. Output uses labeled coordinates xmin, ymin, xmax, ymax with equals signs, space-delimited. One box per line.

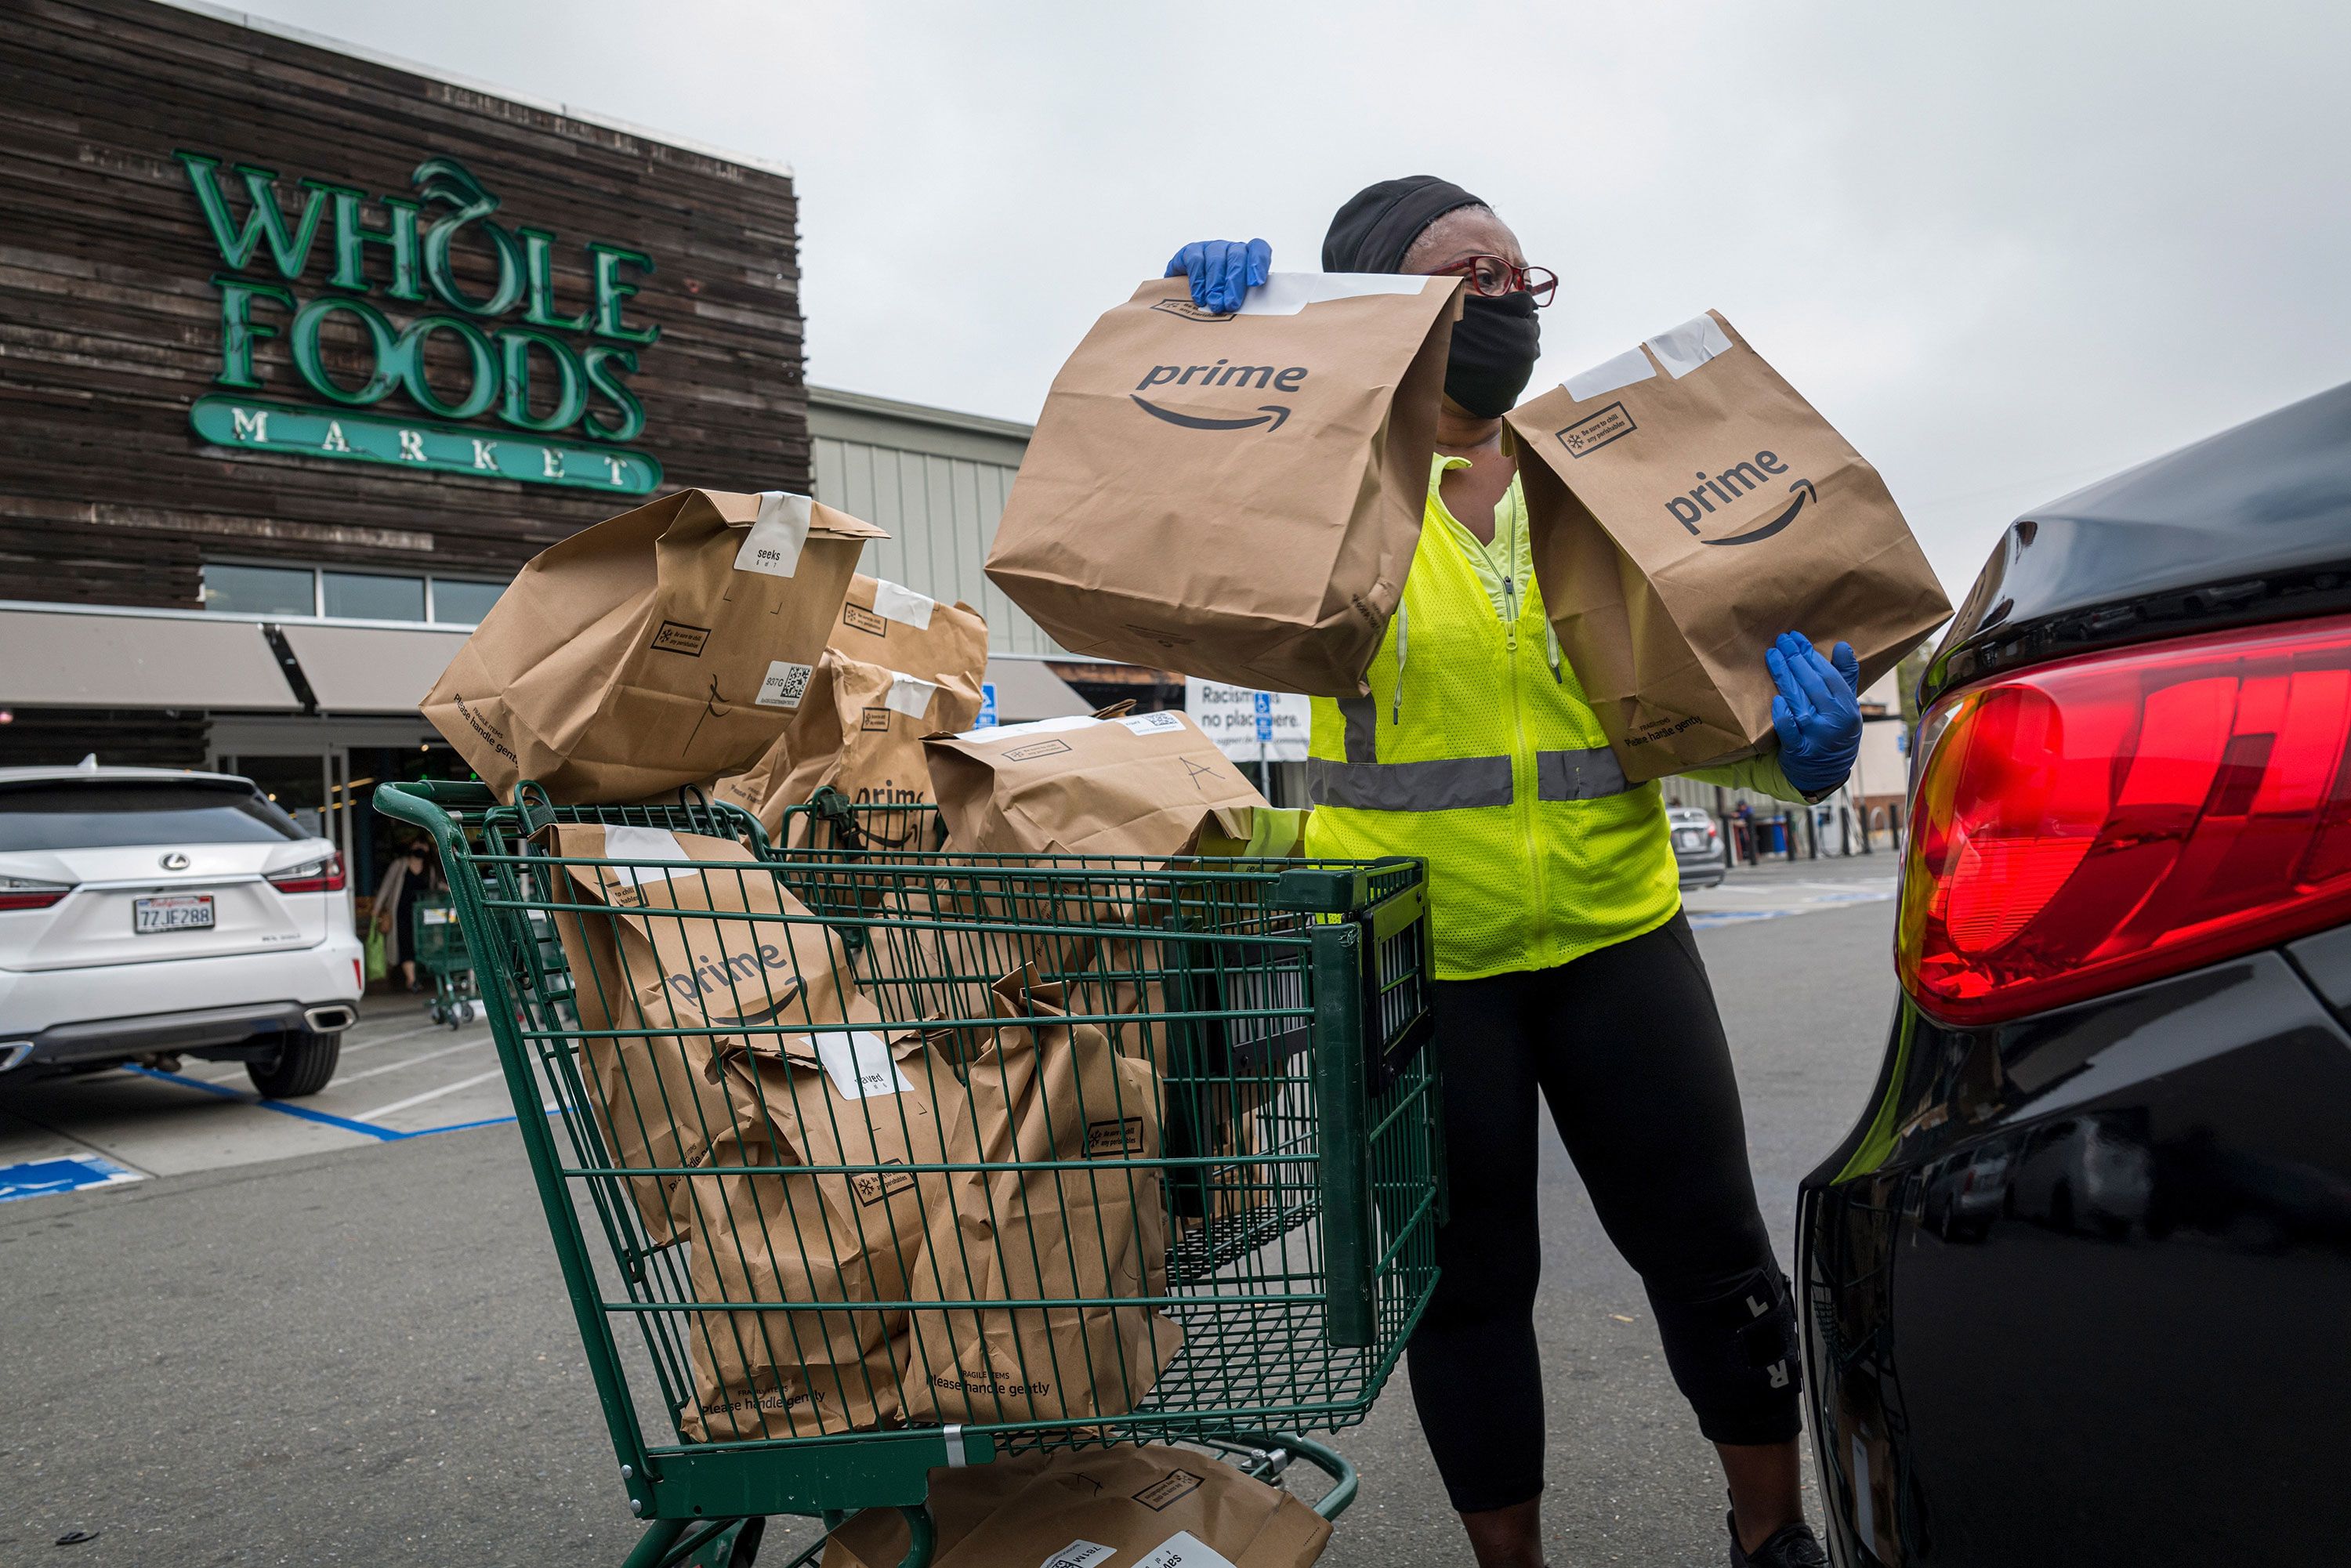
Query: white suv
xmin=0 ymin=762 xmax=362 ymax=1097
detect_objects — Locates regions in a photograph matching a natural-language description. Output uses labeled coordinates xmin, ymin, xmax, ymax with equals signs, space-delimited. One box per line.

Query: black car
xmin=1800 ymin=381 xmax=2351 ymax=1565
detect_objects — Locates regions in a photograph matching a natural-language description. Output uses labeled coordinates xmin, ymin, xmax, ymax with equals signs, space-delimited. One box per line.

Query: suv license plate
xmin=134 ymin=894 xmax=215 ymax=933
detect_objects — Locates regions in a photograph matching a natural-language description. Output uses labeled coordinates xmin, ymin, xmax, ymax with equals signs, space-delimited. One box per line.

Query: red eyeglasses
xmin=1422 ymin=255 xmax=1558 ymax=308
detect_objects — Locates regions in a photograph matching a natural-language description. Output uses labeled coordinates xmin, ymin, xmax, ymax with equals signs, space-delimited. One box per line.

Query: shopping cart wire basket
xmin=375 ymin=780 xmax=1443 ymax=1568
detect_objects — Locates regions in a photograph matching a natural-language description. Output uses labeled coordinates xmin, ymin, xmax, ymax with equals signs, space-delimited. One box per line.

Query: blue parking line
xmin=126 ymin=1065 xmax=410 ymax=1142
xmin=409 ymin=1113 xmax=523 ymax=1137
xmin=121 ymin=1067 xmax=551 ymax=1145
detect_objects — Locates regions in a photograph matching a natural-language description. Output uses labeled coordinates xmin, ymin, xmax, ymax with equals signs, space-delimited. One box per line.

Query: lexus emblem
xmin=160 ymin=851 xmax=190 ymax=871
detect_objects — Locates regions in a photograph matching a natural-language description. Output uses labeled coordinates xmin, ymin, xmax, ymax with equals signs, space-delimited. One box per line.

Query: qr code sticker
xmin=757 ymin=661 xmax=815 ymax=708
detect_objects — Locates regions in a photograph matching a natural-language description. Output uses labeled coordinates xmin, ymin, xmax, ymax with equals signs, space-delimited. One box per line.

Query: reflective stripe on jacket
xmin=1303 ymin=454 xmax=1681 ymax=980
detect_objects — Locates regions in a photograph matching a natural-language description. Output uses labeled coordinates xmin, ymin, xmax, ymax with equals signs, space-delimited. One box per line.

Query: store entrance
xmin=207 ymin=719 xmax=474 ymax=976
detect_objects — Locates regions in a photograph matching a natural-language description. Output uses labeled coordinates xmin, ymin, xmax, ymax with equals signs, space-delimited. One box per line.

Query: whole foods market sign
xmin=178 ymin=151 xmax=661 ymax=494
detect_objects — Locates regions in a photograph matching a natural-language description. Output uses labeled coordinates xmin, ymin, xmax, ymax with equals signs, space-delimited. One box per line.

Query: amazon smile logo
xmin=1663 ymin=451 xmax=1816 ymax=545
xmin=1131 ymin=360 xmax=1308 ymax=434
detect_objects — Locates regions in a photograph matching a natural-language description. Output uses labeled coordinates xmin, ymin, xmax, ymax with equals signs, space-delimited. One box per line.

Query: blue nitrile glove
xmin=1165 ymin=238 xmax=1272 ymax=315
xmin=1768 ymin=631 xmax=1864 ymax=796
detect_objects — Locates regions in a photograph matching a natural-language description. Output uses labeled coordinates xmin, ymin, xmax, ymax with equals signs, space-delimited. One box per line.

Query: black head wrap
xmin=1320 ymin=175 xmax=1486 ymax=273
xmin=1322 ymin=175 xmax=1541 ymax=418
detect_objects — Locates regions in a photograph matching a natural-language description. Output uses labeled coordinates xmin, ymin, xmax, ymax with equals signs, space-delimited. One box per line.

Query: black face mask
xmin=1444 ymin=292 xmax=1541 ymax=418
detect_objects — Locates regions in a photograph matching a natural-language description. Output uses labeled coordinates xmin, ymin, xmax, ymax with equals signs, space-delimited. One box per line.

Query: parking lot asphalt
xmin=0 ymin=856 xmax=1898 ymax=1566
xmin=0 ymin=998 xmax=511 ymax=1200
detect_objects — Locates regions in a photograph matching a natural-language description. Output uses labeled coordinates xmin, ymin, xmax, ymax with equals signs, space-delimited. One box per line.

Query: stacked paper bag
xmin=541 ymin=823 xmax=853 ymax=1247
xmin=422 ymin=488 xmax=883 ymax=802
xmin=902 ymin=972 xmax=1183 ymax=1425
xmin=716 ymin=574 xmax=990 ymax=842
xmin=822 ymin=1445 xmax=1331 ymax=1568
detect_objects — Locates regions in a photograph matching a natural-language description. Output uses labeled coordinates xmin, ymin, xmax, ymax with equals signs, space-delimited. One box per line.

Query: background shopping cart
xmin=376 ymin=779 xmax=1444 ymax=1568
xmin=409 ymin=893 xmax=483 ymax=1029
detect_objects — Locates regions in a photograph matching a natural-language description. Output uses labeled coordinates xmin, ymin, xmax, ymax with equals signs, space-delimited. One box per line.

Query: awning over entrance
xmin=0 ymin=605 xmax=299 ymax=711
xmin=983 ymin=657 xmax=1091 ymax=722
xmin=278 ymin=624 xmax=469 ymax=715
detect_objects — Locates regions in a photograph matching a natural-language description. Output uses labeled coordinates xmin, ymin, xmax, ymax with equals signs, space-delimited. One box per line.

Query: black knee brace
xmin=1646 ymin=1265 xmax=1804 ymax=1446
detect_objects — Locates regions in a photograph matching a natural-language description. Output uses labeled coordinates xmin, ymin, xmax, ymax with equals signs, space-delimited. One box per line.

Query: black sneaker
xmin=1727 ymin=1514 xmax=1829 ymax=1568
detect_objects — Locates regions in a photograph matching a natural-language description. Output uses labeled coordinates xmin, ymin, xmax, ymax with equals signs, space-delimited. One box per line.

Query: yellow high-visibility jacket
xmin=1304 ymin=454 xmax=1804 ymax=980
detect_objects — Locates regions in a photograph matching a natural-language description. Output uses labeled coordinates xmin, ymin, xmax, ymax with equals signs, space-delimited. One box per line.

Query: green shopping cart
xmin=410 ymin=893 xmax=480 ymax=1029
xmin=374 ymin=779 xmax=1444 ymax=1568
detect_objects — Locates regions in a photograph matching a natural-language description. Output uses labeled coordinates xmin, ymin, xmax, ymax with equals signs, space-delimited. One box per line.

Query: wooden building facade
xmin=0 ymin=0 xmax=811 ymax=870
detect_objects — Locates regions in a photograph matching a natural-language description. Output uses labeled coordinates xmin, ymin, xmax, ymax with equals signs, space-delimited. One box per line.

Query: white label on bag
xmin=1136 ymin=1533 xmax=1241 ymax=1568
xmin=735 ymin=491 xmax=813 ymax=577
xmin=1115 ymin=711 xmax=1186 ymax=736
xmin=1037 ymin=1543 xmax=1115 ymax=1568
xmin=870 ymin=578 xmax=936 ymax=630
xmin=884 ymin=671 xmax=940 ymax=720
xmin=813 ymin=1030 xmax=912 ymax=1099
xmin=1644 ymin=313 xmax=1733 ymax=379
xmin=1234 ymin=271 xmax=1431 ymax=317
xmin=1563 ymin=345 xmax=1657 ymax=402
xmin=757 ymin=661 xmax=816 ymax=708
xmin=958 ymin=714 xmax=1099 ymax=744
xmin=599 ymin=825 xmax=687 ymax=886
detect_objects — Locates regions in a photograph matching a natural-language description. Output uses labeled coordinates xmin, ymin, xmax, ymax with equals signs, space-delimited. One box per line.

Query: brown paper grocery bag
xmin=541 ymin=823 xmax=858 ymax=1247
xmin=1507 ymin=311 xmax=1951 ymax=781
xmin=676 ymin=1027 xmax=955 ymax=1440
xmin=714 ymin=575 xmax=988 ymax=842
xmin=986 ymin=273 xmax=1463 ymax=696
xmin=823 ymin=1445 xmax=1331 ymax=1568
xmin=924 ymin=709 xmax=1268 ymax=860
xmin=423 ymin=488 xmax=885 ymax=802
xmin=903 ymin=975 xmax=1181 ymax=1425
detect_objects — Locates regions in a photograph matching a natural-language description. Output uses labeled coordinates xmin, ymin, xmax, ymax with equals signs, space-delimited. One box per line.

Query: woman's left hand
xmin=1767 ymin=632 xmax=1862 ymax=795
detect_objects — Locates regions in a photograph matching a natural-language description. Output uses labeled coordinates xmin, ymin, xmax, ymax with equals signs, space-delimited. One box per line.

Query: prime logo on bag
xmin=1507 ymin=308 xmax=1952 ymax=780
xmin=1130 ymin=360 xmax=1310 ymax=433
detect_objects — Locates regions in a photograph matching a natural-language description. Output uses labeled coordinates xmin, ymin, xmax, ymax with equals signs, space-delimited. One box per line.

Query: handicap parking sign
xmin=976 ymin=681 xmax=998 ymax=728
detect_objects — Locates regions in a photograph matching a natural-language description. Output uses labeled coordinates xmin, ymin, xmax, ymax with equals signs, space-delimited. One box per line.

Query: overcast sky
xmin=212 ymin=0 xmax=2351 ymax=599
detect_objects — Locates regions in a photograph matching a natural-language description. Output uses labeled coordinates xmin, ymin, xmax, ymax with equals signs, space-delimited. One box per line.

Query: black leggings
xmin=1405 ymin=913 xmax=1801 ymax=1514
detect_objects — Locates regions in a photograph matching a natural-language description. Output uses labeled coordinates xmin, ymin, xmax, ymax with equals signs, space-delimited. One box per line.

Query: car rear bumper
xmin=1799 ymin=939 xmax=2351 ymax=1565
xmin=1675 ymin=851 xmax=1727 ymax=888
xmin=0 ymin=998 xmax=359 ymax=1073
xmin=0 ymin=936 xmax=362 ymax=1073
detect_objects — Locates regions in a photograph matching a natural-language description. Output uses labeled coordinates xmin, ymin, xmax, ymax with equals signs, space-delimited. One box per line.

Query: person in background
xmin=1167 ymin=180 xmax=1861 ymax=1568
xmin=372 ymin=840 xmax=437 ymax=994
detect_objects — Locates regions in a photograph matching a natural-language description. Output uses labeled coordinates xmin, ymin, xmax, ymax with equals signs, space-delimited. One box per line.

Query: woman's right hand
xmin=1164 ymin=238 xmax=1271 ymax=315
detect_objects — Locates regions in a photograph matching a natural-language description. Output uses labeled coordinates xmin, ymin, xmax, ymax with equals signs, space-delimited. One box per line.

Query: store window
xmin=429 ymin=578 xmax=505 ymax=624
xmin=201 ymin=563 xmax=509 ymax=625
xmin=323 ymin=570 xmax=426 ymax=621
xmin=202 ymin=563 xmax=317 ymax=616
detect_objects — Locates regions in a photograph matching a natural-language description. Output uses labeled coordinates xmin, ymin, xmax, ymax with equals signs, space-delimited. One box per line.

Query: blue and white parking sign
xmin=1183 ymin=678 xmax=1309 ymax=762
xmin=976 ymin=681 xmax=998 ymax=729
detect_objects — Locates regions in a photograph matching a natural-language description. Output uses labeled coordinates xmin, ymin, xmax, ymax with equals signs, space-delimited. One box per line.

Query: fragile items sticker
xmin=757 ymin=661 xmax=816 ymax=708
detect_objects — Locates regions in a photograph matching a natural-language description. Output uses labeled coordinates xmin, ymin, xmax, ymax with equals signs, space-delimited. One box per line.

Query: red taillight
xmin=1898 ymin=614 xmax=2351 ymax=1025
xmin=0 ymin=876 xmax=72 ymax=911
xmin=266 ymin=851 xmax=346 ymax=895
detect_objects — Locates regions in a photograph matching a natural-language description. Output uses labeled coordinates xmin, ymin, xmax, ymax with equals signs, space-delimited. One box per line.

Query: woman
xmin=1167 ymin=179 xmax=1859 ymax=1568
xmin=372 ymin=840 xmax=437 ymax=994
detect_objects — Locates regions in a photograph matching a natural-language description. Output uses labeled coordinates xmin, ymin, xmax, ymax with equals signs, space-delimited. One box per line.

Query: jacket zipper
xmin=1392 ymin=601 xmax=1409 ymax=725
xmin=1496 ymin=504 xmax=1549 ymax=962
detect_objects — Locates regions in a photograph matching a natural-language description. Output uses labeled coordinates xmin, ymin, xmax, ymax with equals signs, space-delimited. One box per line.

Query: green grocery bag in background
xmin=364 ymin=926 xmax=387 ymax=983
